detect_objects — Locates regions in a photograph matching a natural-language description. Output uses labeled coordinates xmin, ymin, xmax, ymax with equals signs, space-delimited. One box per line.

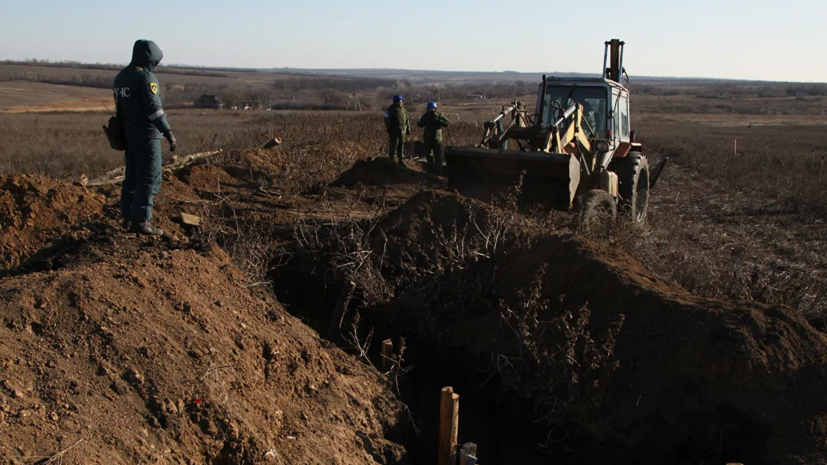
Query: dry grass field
xmin=0 ymin=81 xmax=112 ymax=112
xmin=2 ymin=87 xmax=827 ymax=311
xmin=2 ymin=79 xmax=826 ymax=310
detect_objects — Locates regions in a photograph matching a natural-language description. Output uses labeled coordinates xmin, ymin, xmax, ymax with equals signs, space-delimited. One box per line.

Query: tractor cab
xmin=536 ymin=76 xmax=631 ymax=165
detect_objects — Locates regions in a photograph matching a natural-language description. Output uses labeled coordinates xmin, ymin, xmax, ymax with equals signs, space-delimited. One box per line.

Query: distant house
xmin=193 ymin=95 xmax=224 ymax=110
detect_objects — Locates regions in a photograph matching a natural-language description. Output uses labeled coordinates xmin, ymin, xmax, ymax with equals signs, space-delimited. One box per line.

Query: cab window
xmin=542 ymin=85 xmax=609 ymax=138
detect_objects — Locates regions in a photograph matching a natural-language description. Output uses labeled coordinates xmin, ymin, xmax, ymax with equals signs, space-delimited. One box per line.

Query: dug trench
xmin=271 ymin=174 xmax=827 ymax=464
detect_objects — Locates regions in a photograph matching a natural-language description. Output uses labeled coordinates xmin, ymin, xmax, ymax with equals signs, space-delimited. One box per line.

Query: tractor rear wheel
xmin=609 ymin=152 xmax=649 ymax=222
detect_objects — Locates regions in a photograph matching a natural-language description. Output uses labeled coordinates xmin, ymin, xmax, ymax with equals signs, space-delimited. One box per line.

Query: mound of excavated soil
xmin=175 ymin=163 xmax=241 ymax=191
xmin=0 ymin=152 xmax=422 ymax=463
xmin=376 ymin=190 xmax=478 ymax=236
xmin=330 ymin=158 xmax=443 ymax=187
xmin=0 ymin=232 xmax=409 ymax=464
xmin=444 ymin=233 xmax=827 ymax=464
xmin=0 ymin=149 xmax=303 ymax=272
xmin=173 ymin=150 xmax=284 ymax=192
xmin=0 ymin=175 xmax=106 ymax=269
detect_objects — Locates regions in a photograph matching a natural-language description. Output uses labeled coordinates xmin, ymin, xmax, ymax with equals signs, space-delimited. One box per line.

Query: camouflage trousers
xmin=388 ymin=133 xmax=405 ymax=161
xmin=422 ymin=140 xmax=444 ymax=176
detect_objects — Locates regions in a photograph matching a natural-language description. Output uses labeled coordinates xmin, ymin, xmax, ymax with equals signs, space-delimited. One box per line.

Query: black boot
xmin=122 ymin=219 xmax=132 ymax=230
xmin=129 ymin=221 xmax=164 ymax=236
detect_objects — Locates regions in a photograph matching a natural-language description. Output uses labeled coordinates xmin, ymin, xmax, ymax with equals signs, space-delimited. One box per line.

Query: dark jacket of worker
xmin=416 ymin=111 xmax=450 ymax=143
xmin=113 ymin=40 xmax=171 ymax=144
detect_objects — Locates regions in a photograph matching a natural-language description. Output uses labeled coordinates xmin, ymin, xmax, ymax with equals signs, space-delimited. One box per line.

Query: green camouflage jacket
xmin=384 ymin=104 xmax=409 ymax=135
xmin=416 ymin=111 xmax=450 ymax=143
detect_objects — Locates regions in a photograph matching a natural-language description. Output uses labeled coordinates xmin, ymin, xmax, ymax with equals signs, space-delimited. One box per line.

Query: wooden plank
xmin=181 ymin=213 xmax=202 ymax=226
xmin=438 ymin=387 xmax=459 ymax=465
xmin=87 ymin=150 xmax=222 ymax=186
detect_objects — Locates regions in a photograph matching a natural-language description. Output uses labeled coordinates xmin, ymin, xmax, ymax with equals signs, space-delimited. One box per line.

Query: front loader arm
xmin=478 ymin=102 xmax=532 ymax=149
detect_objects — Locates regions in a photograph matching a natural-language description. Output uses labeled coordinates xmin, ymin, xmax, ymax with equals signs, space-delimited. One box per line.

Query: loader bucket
xmin=444 ymin=147 xmax=581 ymax=210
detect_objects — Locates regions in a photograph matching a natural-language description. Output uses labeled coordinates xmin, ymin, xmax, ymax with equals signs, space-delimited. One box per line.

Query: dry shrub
xmin=610 ymin=212 xmax=827 ymax=319
xmin=498 ymin=266 xmax=624 ymax=436
xmin=290 ymin=176 xmax=624 ymax=445
xmin=189 ymin=193 xmax=284 ymax=285
xmin=292 ymin=177 xmax=558 ymax=332
xmin=294 ymin=190 xmax=394 ymax=306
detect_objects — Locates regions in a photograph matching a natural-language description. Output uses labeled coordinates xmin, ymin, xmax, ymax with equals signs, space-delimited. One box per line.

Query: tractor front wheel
xmin=575 ymin=189 xmax=617 ymax=236
xmin=609 ymin=152 xmax=649 ymax=222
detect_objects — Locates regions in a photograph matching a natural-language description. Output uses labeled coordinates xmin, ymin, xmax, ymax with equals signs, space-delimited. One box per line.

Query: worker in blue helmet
xmin=384 ymin=94 xmax=410 ymax=164
xmin=417 ymin=101 xmax=450 ymax=175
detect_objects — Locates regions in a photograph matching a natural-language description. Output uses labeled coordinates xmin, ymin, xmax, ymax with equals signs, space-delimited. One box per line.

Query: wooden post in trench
xmin=438 ymin=387 xmax=460 ymax=465
xmin=381 ymin=339 xmax=394 ymax=371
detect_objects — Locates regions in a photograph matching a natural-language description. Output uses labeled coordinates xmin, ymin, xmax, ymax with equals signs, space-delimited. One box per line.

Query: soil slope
xmin=0 ymin=152 xmax=412 ymax=464
xmin=0 ymin=232 xmax=408 ymax=464
xmin=489 ymin=235 xmax=827 ymax=464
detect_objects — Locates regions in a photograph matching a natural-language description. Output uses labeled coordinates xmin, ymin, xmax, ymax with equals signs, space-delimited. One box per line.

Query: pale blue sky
xmin=0 ymin=0 xmax=824 ymax=82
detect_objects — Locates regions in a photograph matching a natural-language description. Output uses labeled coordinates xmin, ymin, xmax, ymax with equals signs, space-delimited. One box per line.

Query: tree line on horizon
xmin=2 ymin=59 xmax=826 ymax=111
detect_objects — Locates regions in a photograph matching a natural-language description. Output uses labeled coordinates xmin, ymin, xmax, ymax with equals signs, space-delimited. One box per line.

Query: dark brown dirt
xmin=0 ymin=175 xmax=106 ymax=269
xmin=394 ymin=190 xmax=827 ymax=463
xmin=466 ymin=234 xmax=827 ymax=463
xmin=176 ymin=164 xmax=240 ymax=191
xmin=330 ymin=157 xmax=443 ymax=188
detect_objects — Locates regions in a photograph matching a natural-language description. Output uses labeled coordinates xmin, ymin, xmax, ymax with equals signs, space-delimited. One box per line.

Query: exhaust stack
xmin=603 ymin=39 xmax=625 ymax=83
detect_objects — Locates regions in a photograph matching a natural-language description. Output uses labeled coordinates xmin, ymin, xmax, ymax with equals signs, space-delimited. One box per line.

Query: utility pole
xmin=346 ymin=92 xmax=363 ymax=111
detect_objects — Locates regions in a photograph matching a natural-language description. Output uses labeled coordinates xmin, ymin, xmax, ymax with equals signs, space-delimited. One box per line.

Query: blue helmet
xmin=392 ymin=94 xmax=403 ymax=103
xmin=426 ymin=101 xmax=438 ymax=110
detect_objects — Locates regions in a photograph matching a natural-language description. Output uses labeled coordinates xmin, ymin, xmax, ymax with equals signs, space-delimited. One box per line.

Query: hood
xmin=130 ymin=40 xmax=163 ymax=71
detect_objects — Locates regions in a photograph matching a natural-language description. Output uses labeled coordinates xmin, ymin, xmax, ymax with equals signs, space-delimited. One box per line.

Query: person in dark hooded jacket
xmin=112 ymin=39 xmax=177 ymax=236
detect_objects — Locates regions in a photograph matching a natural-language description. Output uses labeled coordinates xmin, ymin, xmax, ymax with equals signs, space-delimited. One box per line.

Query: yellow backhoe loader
xmin=445 ymin=39 xmax=667 ymax=221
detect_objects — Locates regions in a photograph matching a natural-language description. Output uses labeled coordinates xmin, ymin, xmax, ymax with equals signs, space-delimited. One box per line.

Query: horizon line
xmin=2 ymin=59 xmax=826 ymax=85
